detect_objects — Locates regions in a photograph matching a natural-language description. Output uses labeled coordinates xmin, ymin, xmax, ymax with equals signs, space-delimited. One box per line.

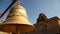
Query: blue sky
xmin=0 ymin=0 xmax=60 ymax=24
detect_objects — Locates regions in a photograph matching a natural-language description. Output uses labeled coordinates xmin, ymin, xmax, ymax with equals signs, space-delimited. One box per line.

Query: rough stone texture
xmin=22 ymin=13 xmax=60 ymax=34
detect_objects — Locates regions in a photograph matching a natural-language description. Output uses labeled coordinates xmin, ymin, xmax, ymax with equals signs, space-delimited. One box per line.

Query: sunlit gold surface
xmin=0 ymin=5 xmax=34 ymax=33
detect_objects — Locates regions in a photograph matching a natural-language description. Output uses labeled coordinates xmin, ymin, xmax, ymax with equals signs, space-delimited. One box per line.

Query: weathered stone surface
xmin=22 ymin=13 xmax=60 ymax=34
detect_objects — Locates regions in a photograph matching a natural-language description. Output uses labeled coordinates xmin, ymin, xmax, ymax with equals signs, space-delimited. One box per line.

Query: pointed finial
xmin=17 ymin=0 xmax=20 ymax=5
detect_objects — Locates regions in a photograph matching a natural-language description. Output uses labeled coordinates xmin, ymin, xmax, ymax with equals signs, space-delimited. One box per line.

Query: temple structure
xmin=0 ymin=13 xmax=60 ymax=34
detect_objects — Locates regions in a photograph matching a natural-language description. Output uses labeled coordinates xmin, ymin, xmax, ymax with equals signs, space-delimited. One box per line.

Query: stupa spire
xmin=17 ymin=0 xmax=20 ymax=5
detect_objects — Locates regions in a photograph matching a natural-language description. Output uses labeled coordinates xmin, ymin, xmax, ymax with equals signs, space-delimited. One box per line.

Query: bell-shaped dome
xmin=0 ymin=5 xmax=34 ymax=33
xmin=6 ymin=5 xmax=33 ymax=25
xmin=9 ymin=5 xmax=28 ymax=19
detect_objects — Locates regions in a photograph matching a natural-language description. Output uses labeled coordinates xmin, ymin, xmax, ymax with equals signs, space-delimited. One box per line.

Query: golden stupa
xmin=0 ymin=0 xmax=34 ymax=34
